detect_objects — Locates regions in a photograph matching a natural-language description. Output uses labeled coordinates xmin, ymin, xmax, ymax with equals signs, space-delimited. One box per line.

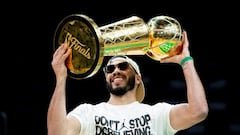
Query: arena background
xmin=1 ymin=1 xmax=239 ymax=135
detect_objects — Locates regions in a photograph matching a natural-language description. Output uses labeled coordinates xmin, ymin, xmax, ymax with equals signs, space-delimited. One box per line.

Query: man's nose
xmin=112 ymin=67 xmax=121 ymax=75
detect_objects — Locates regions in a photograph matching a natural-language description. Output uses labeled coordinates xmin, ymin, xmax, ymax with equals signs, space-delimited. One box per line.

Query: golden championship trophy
xmin=53 ymin=14 xmax=183 ymax=79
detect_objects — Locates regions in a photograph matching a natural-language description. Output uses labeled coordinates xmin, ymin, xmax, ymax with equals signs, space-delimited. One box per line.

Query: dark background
xmin=1 ymin=1 xmax=239 ymax=135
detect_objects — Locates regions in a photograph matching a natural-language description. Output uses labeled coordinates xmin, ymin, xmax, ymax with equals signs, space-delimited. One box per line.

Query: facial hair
xmin=106 ymin=74 xmax=135 ymax=96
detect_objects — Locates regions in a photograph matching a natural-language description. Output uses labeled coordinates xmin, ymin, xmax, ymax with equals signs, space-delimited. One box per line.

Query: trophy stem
xmin=99 ymin=16 xmax=149 ymax=56
xmin=103 ymin=40 xmax=149 ymax=56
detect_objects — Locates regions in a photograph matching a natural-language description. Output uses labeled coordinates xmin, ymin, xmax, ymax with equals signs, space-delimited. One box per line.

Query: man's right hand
xmin=51 ymin=43 xmax=72 ymax=80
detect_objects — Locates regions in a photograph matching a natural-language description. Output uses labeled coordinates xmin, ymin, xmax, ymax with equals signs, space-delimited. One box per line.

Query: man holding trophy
xmin=47 ymin=14 xmax=208 ymax=135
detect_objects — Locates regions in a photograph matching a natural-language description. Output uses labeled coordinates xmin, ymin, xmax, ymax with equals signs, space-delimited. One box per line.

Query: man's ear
xmin=135 ymin=74 xmax=142 ymax=85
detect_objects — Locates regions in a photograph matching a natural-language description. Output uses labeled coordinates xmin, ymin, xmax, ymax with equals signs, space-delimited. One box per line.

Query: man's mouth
xmin=113 ymin=77 xmax=123 ymax=83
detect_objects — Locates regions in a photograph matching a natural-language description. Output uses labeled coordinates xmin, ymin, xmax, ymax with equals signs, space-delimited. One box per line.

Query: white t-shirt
xmin=68 ymin=101 xmax=178 ymax=135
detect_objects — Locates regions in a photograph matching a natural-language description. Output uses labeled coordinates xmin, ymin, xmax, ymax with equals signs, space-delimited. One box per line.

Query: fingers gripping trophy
xmin=53 ymin=14 xmax=183 ymax=79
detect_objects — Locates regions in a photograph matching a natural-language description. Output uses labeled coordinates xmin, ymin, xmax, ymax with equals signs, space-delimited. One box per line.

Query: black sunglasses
xmin=103 ymin=62 xmax=130 ymax=73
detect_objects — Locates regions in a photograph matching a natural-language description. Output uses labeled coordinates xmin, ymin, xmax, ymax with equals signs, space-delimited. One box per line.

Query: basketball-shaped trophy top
xmin=146 ymin=16 xmax=183 ymax=61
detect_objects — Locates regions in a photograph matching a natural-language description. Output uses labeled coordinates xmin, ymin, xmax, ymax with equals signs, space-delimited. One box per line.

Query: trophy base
xmin=53 ymin=14 xmax=104 ymax=79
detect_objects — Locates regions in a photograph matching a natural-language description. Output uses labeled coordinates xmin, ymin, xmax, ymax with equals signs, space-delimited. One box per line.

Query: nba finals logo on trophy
xmin=53 ymin=14 xmax=183 ymax=79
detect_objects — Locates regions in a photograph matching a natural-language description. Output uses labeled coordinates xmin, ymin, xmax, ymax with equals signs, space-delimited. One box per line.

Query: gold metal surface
xmin=100 ymin=16 xmax=149 ymax=56
xmin=53 ymin=14 xmax=183 ymax=79
xmin=53 ymin=14 xmax=104 ymax=79
xmin=146 ymin=16 xmax=183 ymax=60
xmin=100 ymin=15 xmax=183 ymax=61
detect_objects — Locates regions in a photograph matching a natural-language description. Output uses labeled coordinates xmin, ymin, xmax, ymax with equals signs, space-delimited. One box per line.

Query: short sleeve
xmin=152 ymin=102 xmax=178 ymax=135
xmin=67 ymin=103 xmax=95 ymax=135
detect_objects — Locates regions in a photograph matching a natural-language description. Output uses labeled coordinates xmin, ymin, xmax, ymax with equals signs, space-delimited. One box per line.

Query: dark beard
xmin=106 ymin=75 xmax=135 ymax=96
